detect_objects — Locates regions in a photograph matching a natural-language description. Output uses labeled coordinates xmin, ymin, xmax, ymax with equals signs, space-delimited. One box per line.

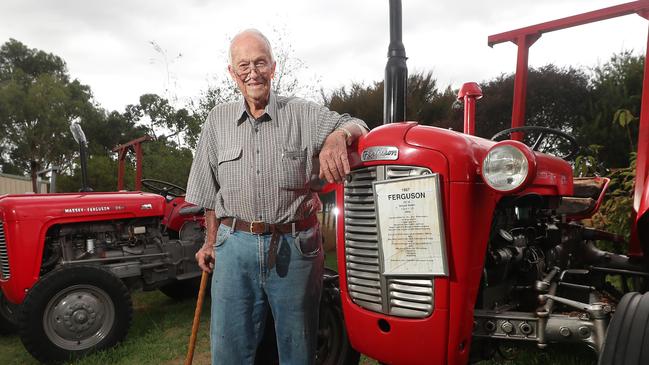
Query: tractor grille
xmin=344 ymin=165 xmax=435 ymax=318
xmin=0 ymin=221 xmax=9 ymax=280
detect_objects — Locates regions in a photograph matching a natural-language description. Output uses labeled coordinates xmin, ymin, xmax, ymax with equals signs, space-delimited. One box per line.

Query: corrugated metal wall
xmin=0 ymin=173 xmax=49 ymax=194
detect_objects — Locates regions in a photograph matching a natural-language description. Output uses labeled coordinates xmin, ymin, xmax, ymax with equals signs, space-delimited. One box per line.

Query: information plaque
xmin=374 ymin=174 xmax=448 ymax=276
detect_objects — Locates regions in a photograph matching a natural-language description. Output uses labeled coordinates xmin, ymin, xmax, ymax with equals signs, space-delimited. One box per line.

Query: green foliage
xmin=57 ymin=155 xmax=125 ymax=193
xmin=325 ymin=71 xmax=457 ymax=130
xmin=591 ymin=153 xmax=637 ymax=242
xmin=573 ymin=144 xmax=606 ymax=178
xmin=475 ymin=64 xmax=590 ymax=139
xmin=586 ymin=51 xmax=643 ymax=168
xmin=81 ymin=110 xmax=147 ymax=156
xmin=613 ymin=109 xmax=637 ymax=128
xmin=124 ymin=94 xmax=203 ymax=148
xmin=325 ymin=81 xmax=383 ymax=128
xmin=141 ymin=141 xmax=193 ymax=189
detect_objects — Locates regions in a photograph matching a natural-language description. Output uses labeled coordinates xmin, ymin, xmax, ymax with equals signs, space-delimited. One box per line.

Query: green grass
xmin=0 ymin=290 xmax=212 ymax=365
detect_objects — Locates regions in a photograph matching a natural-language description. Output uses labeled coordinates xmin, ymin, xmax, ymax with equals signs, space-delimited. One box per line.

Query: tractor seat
xmin=178 ymin=205 xmax=205 ymax=216
xmin=556 ymin=177 xmax=610 ymax=218
xmin=572 ymin=177 xmax=608 ymax=199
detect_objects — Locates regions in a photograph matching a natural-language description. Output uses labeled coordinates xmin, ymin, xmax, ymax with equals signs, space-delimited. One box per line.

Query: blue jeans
xmin=210 ymin=222 xmax=324 ymax=365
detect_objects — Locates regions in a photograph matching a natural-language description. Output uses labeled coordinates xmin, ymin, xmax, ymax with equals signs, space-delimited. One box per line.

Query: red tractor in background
xmin=335 ymin=1 xmax=649 ymax=364
xmin=0 ymin=123 xmax=207 ymax=362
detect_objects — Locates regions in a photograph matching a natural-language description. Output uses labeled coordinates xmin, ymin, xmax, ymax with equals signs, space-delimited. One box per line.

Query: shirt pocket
xmin=217 ymin=146 xmax=242 ymax=187
xmin=280 ymin=146 xmax=308 ymax=190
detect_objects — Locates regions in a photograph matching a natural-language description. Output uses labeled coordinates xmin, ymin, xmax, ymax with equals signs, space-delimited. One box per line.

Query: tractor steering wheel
xmin=490 ymin=126 xmax=579 ymax=160
xmin=141 ymin=179 xmax=186 ymax=197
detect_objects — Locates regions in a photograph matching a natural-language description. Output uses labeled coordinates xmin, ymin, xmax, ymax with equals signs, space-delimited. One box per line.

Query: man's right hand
xmin=196 ymin=209 xmax=218 ymax=273
xmin=196 ymin=243 xmax=215 ymax=273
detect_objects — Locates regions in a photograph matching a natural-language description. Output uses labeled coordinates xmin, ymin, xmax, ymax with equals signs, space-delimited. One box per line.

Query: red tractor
xmin=0 ymin=123 xmax=207 ymax=362
xmin=336 ymin=1 xmax=649 ymax=364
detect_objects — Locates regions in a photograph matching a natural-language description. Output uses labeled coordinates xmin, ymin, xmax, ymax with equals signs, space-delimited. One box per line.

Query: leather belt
xmin=220 ymin=215 xmax=319 ymax=270
xmin=220 ymin=215 xmax=318 ymax=235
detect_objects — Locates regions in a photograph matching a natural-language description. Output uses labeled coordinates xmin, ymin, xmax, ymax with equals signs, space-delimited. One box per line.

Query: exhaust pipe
xmin=384 ymin=0 xmax=408 ymax=124
xmin=70 ymin=120 xmax=93 ymax=192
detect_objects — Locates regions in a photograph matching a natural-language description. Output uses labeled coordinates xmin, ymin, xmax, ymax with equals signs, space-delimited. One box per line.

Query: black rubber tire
xmin=19 ymin=265 xmax=133 ymax=363
xmin=0 ymin=290 xmax=19 ymax=335
xmin=599 ymin=292 xmax=649 ymax=365
xmin=159 ymin=276 xmax=206 ymax=300
xmin=315 ymin=297 xmax=360 ymax=365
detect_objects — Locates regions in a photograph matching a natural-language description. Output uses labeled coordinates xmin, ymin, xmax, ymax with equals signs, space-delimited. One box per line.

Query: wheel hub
xmin=62 ymin=301 xmax=97 ymax=333
xmin=44 ymin=285 xmax=114 ymax=350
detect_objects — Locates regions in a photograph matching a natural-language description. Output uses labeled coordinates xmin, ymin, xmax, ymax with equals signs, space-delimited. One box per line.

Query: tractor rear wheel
xmin=0 ymin=290 xmax=19 ymax=335
xmin=254 ymin=268 xmax=359 ymax=365
xmin=19 ymin=265 xmax=133 ymax=363
xmin=599 ymin=292 xmax=649 ymax=365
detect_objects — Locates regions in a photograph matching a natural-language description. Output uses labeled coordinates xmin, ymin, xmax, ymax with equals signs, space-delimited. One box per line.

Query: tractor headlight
xmin=482 ymin=143 xmax=534 ymax=192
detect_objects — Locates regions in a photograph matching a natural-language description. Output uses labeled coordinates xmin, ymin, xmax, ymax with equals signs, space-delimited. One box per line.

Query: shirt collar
xmin=235 ymin=90 xmax=278 ymax=126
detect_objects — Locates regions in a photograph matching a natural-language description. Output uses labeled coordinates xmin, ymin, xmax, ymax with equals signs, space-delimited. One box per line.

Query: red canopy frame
xmin=488 ymin=1 xmax=649 ymax=256
xmin=111 ymin=135 xmax=152 ymax=191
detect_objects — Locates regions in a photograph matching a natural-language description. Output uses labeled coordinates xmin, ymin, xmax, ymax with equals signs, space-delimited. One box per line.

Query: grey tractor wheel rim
xmin=43 ymin=284 xmax=115 ymax=351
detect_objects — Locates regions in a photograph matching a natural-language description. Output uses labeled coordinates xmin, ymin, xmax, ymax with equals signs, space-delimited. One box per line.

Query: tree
xmin=141 ymin=140 xmax=194 ymax=188
xmin=80 ymin=109 xmax=148 ymax=156
xmin=585 ymin=51 xmax=643 ymax=168
xmin=122 ymin=94 xmax=202 ymax=148
xmin=324 ymin=71 xmax=457 ymax=130
xmin=0 ymin=39 xmax=94 ymax=192
xmin=473 ymin=64 xmax=590 ymax=140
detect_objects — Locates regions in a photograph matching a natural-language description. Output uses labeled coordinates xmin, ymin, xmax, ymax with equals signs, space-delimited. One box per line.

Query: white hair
xmin=228 ymin=29 xmax=275 ymax=66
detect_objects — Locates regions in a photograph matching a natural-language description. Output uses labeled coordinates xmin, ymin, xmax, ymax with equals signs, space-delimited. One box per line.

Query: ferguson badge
xmin=361 ymin=146 xmax=398 ymax=162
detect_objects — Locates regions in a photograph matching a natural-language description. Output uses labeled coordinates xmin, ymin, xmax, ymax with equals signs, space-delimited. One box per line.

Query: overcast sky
xmin=1 ymin=0 xmax=647 ymax=112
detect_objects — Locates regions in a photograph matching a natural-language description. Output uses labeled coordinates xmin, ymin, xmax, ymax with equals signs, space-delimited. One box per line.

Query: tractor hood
xmin=0 ymin=192 xmax=166 ymax=222
xmin=352 ymin=122 xmax=573 ymax=196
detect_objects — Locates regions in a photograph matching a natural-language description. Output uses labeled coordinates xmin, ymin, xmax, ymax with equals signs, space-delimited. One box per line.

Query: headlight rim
xmin=481 ymin=140 xmax=537 ymax=193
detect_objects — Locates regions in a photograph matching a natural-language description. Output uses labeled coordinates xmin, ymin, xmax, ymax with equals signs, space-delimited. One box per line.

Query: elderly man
xmin=185 ymin=29 xmax=367 ymax=365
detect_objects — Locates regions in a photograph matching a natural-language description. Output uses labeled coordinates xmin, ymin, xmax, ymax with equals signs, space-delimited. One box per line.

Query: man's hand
xmin=195 ymin=243 xmax=215 ymax=273
xmin=196 ymin=209 xmax=218 ymax=273
xmin=319 ymin=130 xmax=350 ymax=183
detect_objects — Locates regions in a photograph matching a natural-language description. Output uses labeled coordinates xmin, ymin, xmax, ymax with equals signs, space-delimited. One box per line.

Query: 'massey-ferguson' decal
xmin=64 ymin=206 xmax=111 ymax=213
xmin=361 ymin=146 xmax=399 ymax=162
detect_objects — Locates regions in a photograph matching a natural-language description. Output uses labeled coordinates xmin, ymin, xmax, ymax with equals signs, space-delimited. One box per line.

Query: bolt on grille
xmin=0 ymin=221 xmax=9 ymax=280
xmin=344 ymin=165 xmax=435 ymax=318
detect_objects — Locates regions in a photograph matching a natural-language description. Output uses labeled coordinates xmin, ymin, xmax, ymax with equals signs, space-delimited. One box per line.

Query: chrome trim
xmin=0 ymin=221 xmax=9 ymax=280
xmin=361 ymin=146 xmax=399 ymax=162
xmin=344 ymin=165 xmax=436 ymax=318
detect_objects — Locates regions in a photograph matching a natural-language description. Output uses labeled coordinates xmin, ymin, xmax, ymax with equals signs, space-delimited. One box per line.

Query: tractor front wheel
xmin=599 ymin=292 xmax=649 ymax=365
xmin=0 ymin=290 xmax=19 ymax=335
xmin=19 ymin=265 xmax=133 ymax=363
xmin=315 ymin=295 xmax=360 ymax=365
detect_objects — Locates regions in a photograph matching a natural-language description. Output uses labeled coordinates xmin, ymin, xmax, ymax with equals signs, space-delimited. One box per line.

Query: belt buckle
xmin=250 ymin=220 xmax=265 ymax=234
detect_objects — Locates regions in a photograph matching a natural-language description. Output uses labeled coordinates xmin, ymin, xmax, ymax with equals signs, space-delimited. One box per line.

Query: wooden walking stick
xmin=184 ymin=270 xmax=210 ymax=365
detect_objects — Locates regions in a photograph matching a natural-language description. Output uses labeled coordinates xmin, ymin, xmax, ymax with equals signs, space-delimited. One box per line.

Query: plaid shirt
xmin=185 ymin=91 xmax=367 ymax=223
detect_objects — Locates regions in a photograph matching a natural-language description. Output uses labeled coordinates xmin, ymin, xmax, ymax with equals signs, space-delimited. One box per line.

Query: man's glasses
xmin=235 ymin=61 xmax=270 ymax=79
